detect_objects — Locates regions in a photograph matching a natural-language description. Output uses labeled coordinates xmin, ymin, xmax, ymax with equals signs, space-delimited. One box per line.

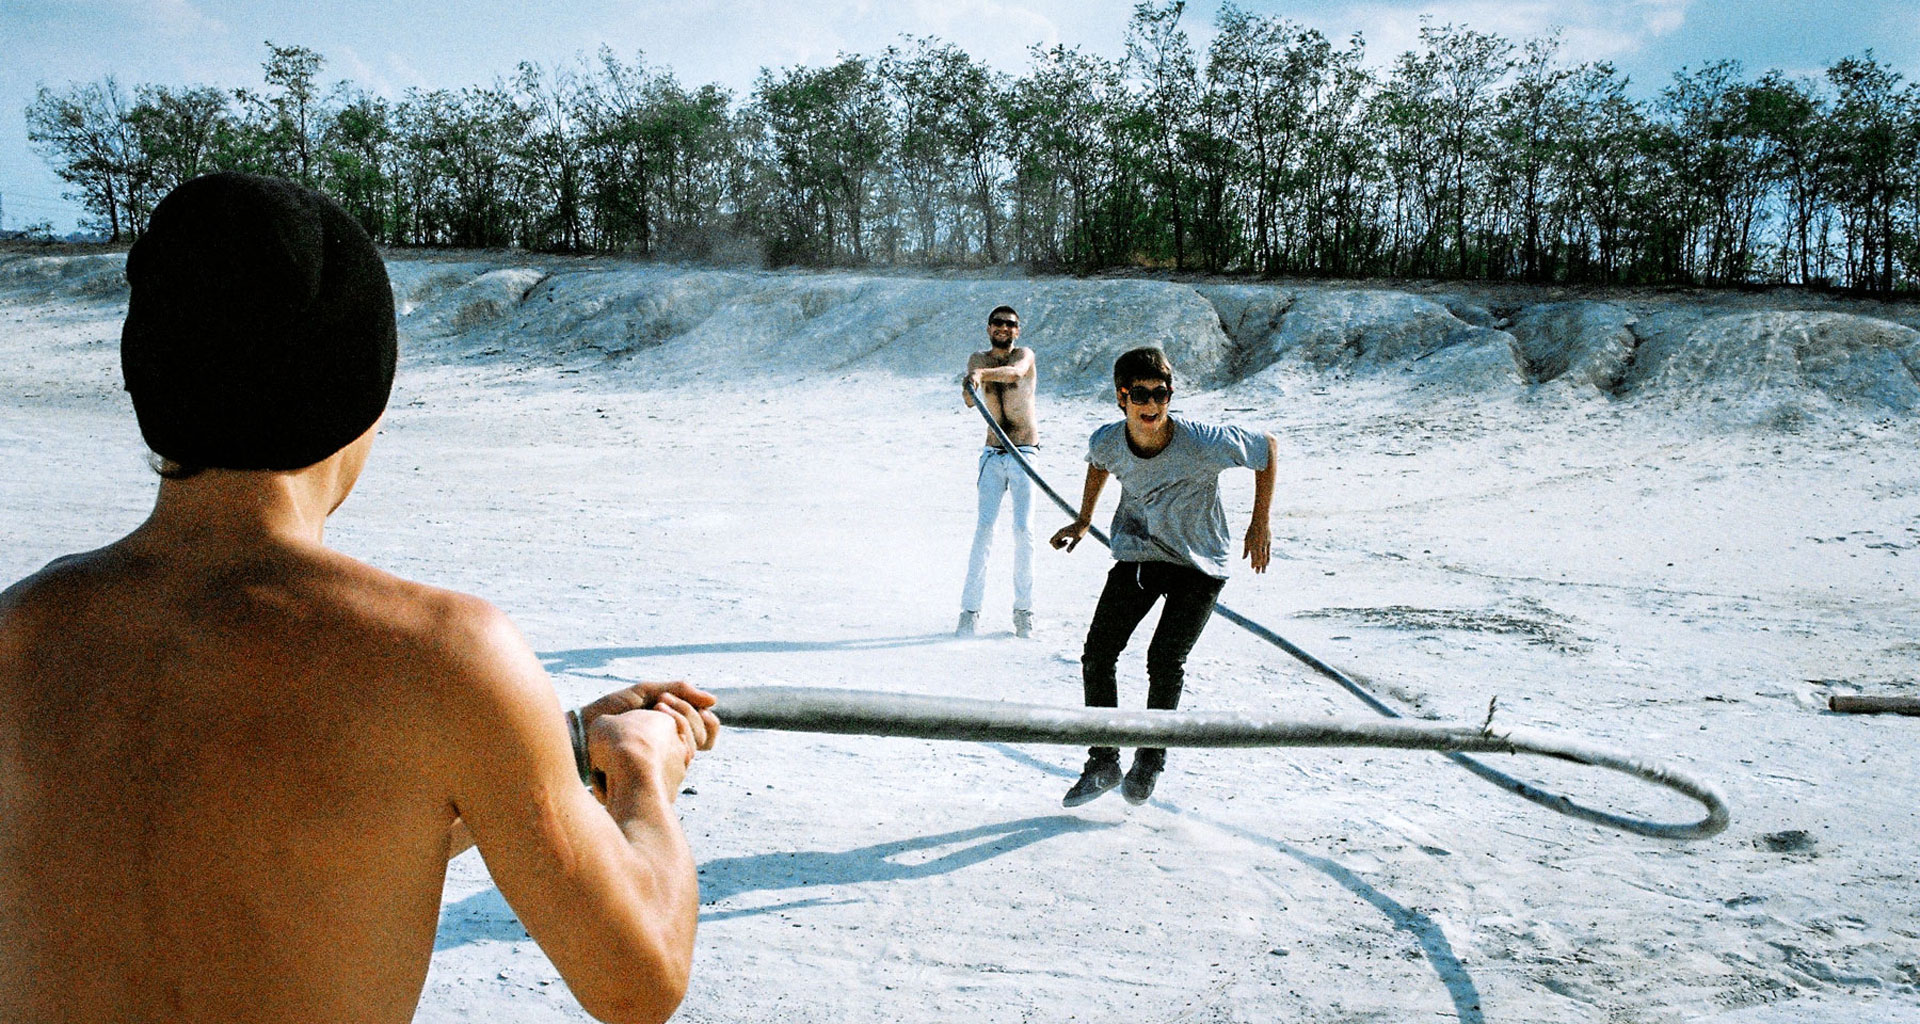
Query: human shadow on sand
xmin=991 ymin=744 xmax=1485 ymax=1024
xmin=433 ymin=814 xmax=1112 ymax=948
xmin=696 ymin=814 xmax=1112 ymax=923
xmin=539 ymin=633 xmax=954 ymax=675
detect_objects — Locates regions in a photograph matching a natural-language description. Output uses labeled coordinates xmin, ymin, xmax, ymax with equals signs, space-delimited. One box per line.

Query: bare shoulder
xmin=2 ymin=541 xmax=548 ymax=717
xmin=300 ymin=557 xmax=559 ymax=773
xmin=1 ymin=552 xmax=81 ymax=610
xmin=0 ymin=546 xmax=136 ymax=634
xmin=367 ymin=576 xmax=566 ymax=793
xmin=966 ymin=349 xmax=994 ymax=369
xmin=411 ymin=587 xmax=544 ymax=698
xmin=324 ymin=559 xmax=540 ymax=694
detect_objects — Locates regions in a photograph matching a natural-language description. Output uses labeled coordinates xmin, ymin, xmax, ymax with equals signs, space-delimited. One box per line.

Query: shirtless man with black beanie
xmin=0 ymin=173 xmax=717 ymax=1024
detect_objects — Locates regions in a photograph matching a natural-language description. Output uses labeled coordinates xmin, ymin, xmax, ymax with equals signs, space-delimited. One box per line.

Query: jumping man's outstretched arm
xmin=1244 ymin=433 xmax=1278 ymax=573
xmin=1050 ymin=464 xmax=1109 ymax=552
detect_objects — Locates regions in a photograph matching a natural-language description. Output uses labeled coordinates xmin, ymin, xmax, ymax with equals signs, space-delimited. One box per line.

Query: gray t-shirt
xmin=1087 ymin=416 xmax=1271 ymax=578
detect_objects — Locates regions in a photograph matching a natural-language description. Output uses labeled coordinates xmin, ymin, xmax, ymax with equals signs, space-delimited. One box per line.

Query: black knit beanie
xmin=121 ymin=172 xmax=397 ymax=471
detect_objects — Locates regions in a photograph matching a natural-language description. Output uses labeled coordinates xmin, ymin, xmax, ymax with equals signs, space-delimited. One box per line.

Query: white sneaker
xmin=1012 ymin=609 xmax=1033 ymax=638
xmin=956 ymin=610 xmax=977 ymax=636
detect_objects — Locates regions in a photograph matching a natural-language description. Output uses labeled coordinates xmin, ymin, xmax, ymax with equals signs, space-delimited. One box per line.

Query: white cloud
xmin=114 ymin=0 xmax=227 ymax=37
xmin=1324 ymin=0 xmax=1693 ymax=64
xmin=380 ymin=52 xmax=432 ymax=95
xmin=897 ymin=0 xmax=1071 ymax=61
xmin=331 ymin=46 xmax=400 ymax=98
xmin=593 ymin=0 xmax=1135 ymax=93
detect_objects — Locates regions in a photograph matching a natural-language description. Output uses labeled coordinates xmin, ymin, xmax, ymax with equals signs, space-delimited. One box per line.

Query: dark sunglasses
xmin=1124 ymin=385 xmax=1173 ymax=405
xmin=988 ymin=318 xmax=1019 ymax=328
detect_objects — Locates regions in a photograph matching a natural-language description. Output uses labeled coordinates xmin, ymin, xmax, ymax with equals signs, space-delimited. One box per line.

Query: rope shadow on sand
xmin=432 ymin=814 xmax=1112 ymax=948
xmin=989 ymin=744 xmax=1485 ymax=1024
xmin=538 ymin=633 xmax=954 ymax=675
xmin=696 ymin=814 xmax=1112 ymax=923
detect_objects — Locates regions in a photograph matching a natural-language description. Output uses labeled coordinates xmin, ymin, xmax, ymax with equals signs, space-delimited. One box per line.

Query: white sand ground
xmin=2 ymin=253 xmax=1918 ymax=1023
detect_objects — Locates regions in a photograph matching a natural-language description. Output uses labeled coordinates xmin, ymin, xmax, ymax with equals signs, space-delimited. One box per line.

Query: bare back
xmin=0 ymin=540 xmax=476 ymax=1023
xmin=967 ymin=346 xmax=1039 ymax=448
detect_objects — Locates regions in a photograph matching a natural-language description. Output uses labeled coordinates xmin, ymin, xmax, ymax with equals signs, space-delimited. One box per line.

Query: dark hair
xmin=150 ymin=454 xmax=206 ymax=481
xmin=989 ymin=305 xmax=1018 ymax=322
xmin=1113 ymin=346 xmax=1173 ymax=390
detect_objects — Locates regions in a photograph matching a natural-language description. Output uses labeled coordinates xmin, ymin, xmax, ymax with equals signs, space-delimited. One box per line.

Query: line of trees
xmin=24 ymin=4 xmax=1920 ymax=291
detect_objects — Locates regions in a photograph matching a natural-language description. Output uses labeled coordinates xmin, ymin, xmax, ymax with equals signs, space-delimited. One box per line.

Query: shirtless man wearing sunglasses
xmin=959 ymin=306 xmax=1039 ymax=638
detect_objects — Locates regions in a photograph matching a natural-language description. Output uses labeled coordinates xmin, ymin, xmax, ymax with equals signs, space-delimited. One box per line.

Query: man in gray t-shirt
xmin=1050 ymin=347 xmax=1276 ymax=807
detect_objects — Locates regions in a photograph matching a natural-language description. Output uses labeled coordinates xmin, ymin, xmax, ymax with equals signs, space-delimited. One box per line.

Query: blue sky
xmin=4 ymin=0 xmax=1916 ymax=233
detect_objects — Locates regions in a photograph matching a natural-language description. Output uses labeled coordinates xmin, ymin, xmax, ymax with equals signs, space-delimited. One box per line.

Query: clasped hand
xmin=580 ymin=681 xmax=720 ymax=801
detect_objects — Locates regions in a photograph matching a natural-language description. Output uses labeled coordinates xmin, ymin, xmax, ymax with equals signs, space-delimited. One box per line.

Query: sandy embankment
xmin=2 ymin=250 xmax=1917 ymax=1023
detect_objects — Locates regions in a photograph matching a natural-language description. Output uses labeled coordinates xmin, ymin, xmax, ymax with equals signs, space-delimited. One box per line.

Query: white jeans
xmin=961 ymin=446 xmax=1035 ymax=613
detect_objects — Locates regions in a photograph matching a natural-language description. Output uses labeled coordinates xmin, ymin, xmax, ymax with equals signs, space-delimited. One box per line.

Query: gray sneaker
xmin=1122 ymin=757 xmax=1163 ymax=805
xmin=955 ymin=610 xmax=977 ymax=636
xmin=1063 ymin=755 xmax=1123 ymax=807
xmin=1012 ymin=609 xmax=1033 ymax=638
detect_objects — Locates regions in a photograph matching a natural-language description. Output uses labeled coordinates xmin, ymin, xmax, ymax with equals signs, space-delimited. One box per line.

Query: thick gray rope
xmin=706 ymin=685 xmax=1730 ymax=840
xmin=896 ymin=381 xmax=1727 ymax=840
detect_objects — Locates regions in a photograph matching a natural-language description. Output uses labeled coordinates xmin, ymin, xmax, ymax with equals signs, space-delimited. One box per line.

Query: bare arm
xmin=963 ymin=348 xmax=1035 ymax=398
xmin=447 ymin=675 xmax=721 ymax=865
xmin=440 ymin=601 xmax=708 ymax=1024
xmin=1243 ymin=434 xmax=1278 ymax=574
xmin=1049 ymin=464 xmax=1109 ymax=552
xmin=972 ymin=348 xmax=1034 ymax=384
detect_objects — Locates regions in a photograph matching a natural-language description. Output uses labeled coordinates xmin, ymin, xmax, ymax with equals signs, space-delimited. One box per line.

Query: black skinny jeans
xmin=1081 ymin=560 xmax=1226 ymax=769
